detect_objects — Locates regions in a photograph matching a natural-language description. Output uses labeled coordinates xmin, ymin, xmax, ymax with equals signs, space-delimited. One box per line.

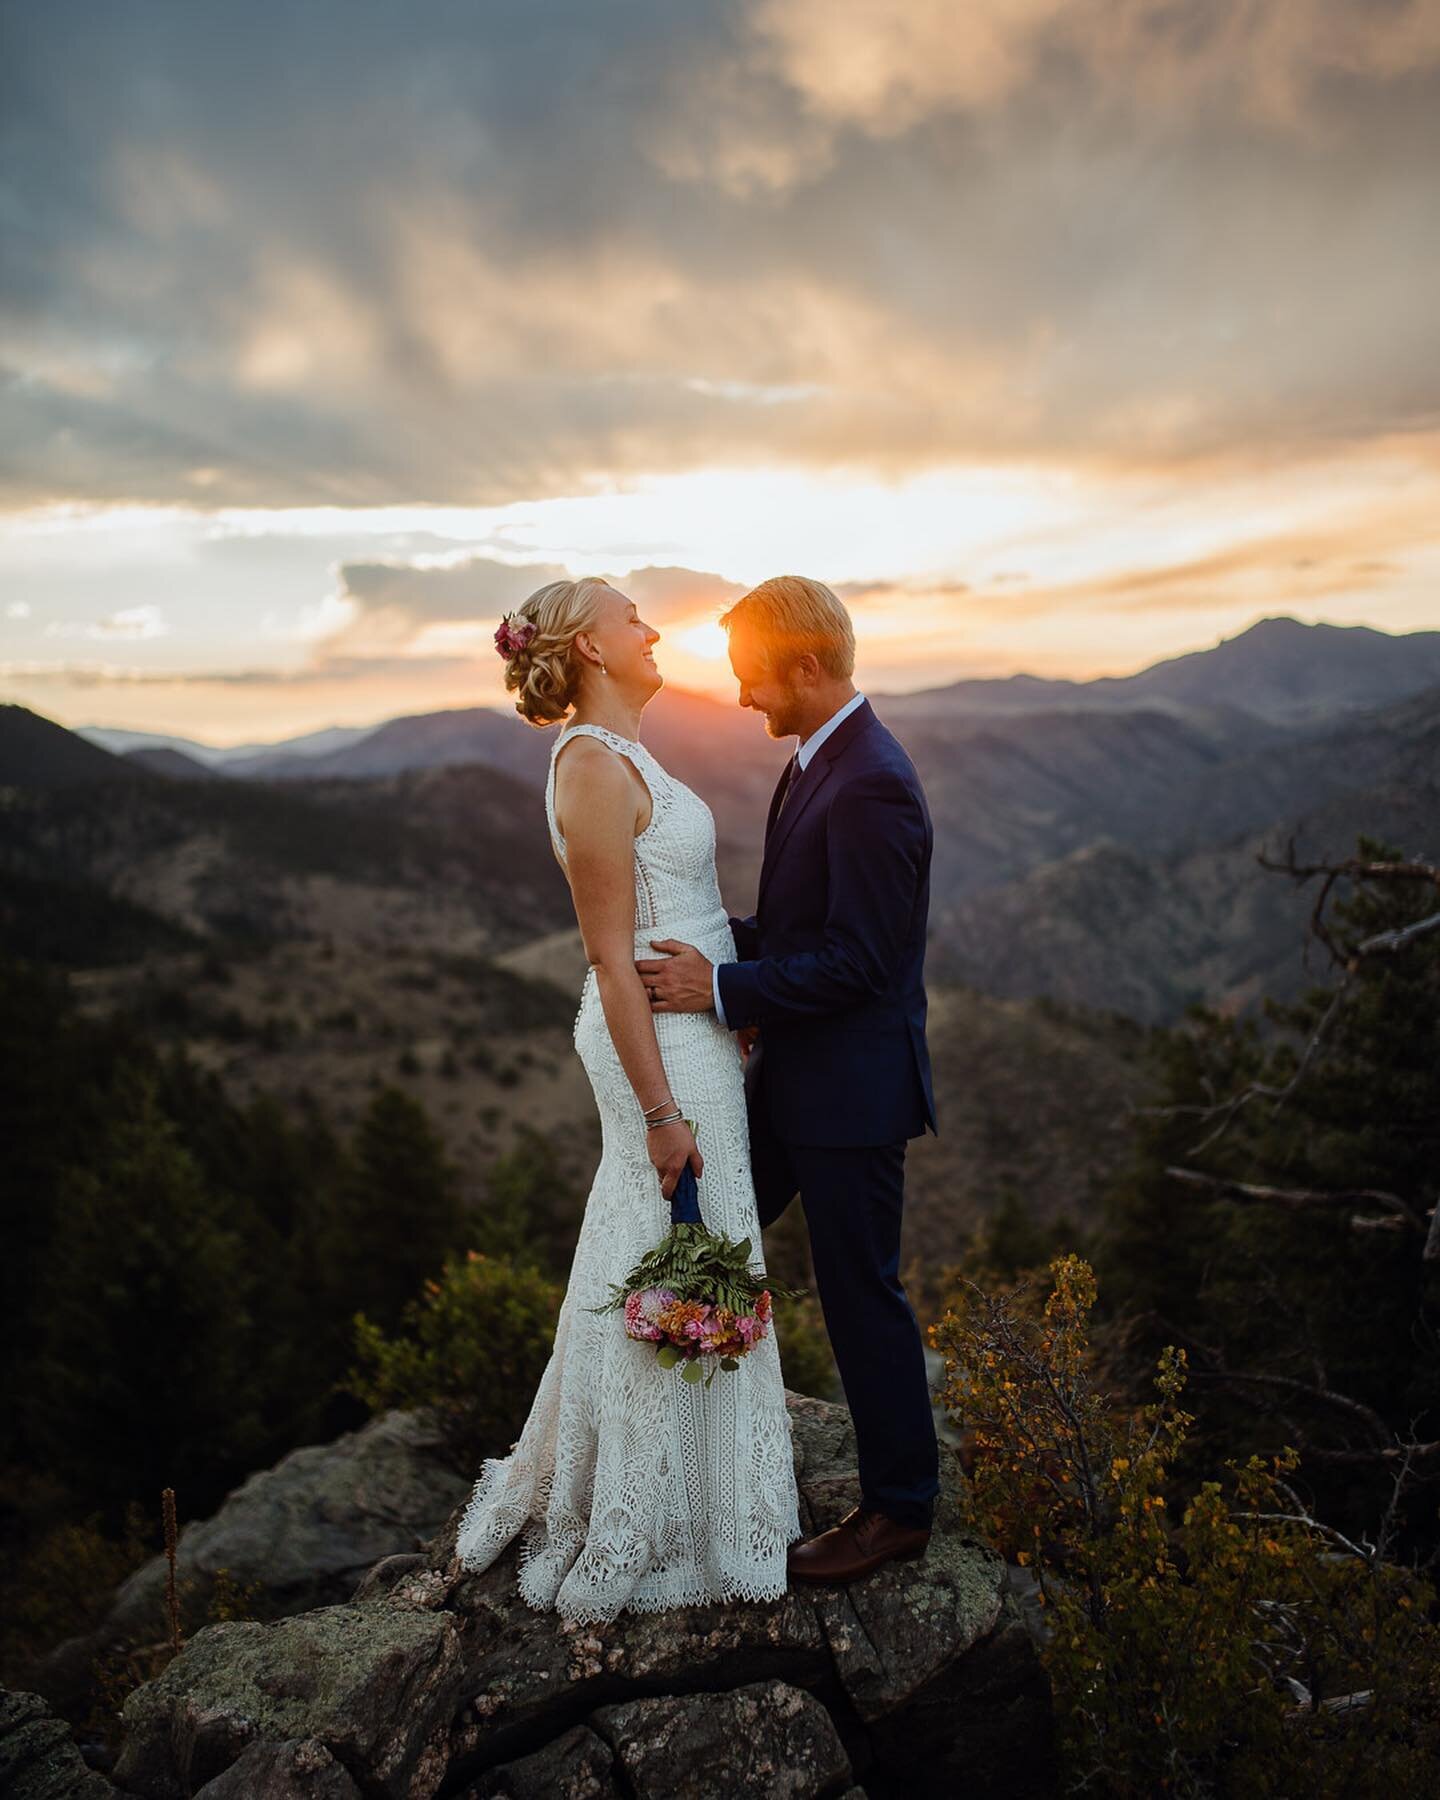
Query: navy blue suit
xmin=716 ymin=698 xmax=940 ymax=1528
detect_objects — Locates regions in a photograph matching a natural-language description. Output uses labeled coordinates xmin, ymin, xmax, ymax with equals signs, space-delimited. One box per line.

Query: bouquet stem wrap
xmin=668 ymin=1161 xmax=704 ymax=1226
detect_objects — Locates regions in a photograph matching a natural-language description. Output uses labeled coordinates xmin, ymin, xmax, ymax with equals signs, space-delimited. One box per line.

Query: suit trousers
xmin=748 ymin=1074 xmax=940 ymax=1530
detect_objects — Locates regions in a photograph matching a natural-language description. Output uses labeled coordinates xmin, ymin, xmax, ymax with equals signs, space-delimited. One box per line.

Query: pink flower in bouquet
xmin=754 ymin=1289 xmax=772 ymax=1324
xmin=736 ymin=1313 xmax=763 ymax=1347
xmin=699 ymin=1313 xmax=729 ymax=1347
xmin=623 ymin=1289 xmax=664 ymax=1342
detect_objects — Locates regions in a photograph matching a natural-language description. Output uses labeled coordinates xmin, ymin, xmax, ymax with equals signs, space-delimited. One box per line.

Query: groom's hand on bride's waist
xmin=637 ymin=939 xmax=714 ymax=1013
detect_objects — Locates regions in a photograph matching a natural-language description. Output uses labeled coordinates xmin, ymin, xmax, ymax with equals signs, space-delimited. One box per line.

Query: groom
xmin=638 ymin=575 xmax=940 ymax=1581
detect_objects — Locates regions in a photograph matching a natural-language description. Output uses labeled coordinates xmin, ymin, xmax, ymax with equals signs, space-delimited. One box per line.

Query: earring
xmin=598 ymin=660 xmax=608 ymax=676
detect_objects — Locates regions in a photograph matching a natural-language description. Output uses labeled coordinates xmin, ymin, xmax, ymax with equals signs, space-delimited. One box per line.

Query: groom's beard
xmin=756 ymin=692 xmax=807 ymax=740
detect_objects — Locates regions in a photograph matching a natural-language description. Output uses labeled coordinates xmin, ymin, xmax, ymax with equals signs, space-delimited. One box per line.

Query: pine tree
xmin=30 ymin=1068 xmax=266 ymax=1522
xmin=317 ymin=1085 xmax=467 ymax=1342
xmin=1098 ymin=836 xmax=1440 ymax=1551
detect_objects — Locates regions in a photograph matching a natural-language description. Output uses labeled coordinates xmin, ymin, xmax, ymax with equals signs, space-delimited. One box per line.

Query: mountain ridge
xmin=63 ymin=614 xmax=1440 ymax=774
xmin=876 ymin=614 xmax=1440 ymax=725
xmin=6 ymin=622 xmax=1437 ymax=1028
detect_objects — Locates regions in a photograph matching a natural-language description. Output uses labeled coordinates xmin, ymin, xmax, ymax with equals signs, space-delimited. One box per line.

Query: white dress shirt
xmin=711 ymin=692 xmax=866 ymax=1027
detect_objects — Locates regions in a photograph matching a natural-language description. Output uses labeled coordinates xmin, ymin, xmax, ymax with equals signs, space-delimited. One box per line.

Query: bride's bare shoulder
xmin=553 ymin=730 xmax=622 ymax=782
xmin=552 ymin=731 xmax=645 ymax=825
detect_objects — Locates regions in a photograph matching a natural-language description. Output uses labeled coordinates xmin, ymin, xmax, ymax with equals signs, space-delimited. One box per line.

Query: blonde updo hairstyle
xmin=501 ymin=576 xmax=614 ymax=728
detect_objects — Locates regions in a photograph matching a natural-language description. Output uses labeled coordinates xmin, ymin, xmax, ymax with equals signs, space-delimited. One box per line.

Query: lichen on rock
xmin=110 ymin=1392 xmax=1057 ymax=1799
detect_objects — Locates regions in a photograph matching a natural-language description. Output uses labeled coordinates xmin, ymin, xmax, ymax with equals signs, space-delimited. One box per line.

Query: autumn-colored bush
xmin=932 ymin=1254 xmax=1440 ymax=1797
xmin=342 ymin=1249 xmax=562 ymax=1468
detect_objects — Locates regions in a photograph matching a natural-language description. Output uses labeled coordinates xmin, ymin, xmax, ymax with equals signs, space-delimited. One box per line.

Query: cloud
xmin=337 ymin=557 xmax=568 ymax=620
xmin=739 ymin=0 xmax=1440 ymax=141
xmin=0 ymin=549 xmax=750 ymax=698
xmin=0 ymin=0 xmax=1436 ymax=514
xmin=744 ymin=0 xmax=1071 ymax=137
xmin=618 ymin=565 xmax=744 ymax=620
xmin=43 ymin=604 xmax=169 ymax=640
xmin=317 ymin=555 xmax=566 ymax=657
xmin=247 ymin=554 xmax=744 ymax=672
xmin=837 ymin=578 xmax=971 ymax=605
xmin=957 ymin=500 xmax=1435 ymax=622
xmin=0 ymin=652 xmax=475 ymax=688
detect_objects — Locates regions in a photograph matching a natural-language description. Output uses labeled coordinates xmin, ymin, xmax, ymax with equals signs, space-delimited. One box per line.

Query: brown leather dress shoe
xmin=787 ymin=1505 xmax=931 ymax=1584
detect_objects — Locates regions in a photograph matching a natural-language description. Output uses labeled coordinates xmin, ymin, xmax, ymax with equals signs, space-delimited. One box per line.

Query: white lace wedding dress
xmin=452 ymin=721 xmax=802 ymax=1622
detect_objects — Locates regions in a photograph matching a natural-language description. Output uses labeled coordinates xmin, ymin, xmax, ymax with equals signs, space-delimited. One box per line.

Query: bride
xmin=451 ymin=575 xmax=802 ymax=1621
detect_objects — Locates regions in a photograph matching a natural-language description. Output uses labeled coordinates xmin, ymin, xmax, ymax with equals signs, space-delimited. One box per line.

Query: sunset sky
xmin=3 ymin=0 xmax=1438 ymax=744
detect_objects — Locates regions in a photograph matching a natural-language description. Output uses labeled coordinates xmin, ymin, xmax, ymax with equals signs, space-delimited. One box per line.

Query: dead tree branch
xmin=1254 ymin=844 xmax=1440 ymax=973
xmin=1132 ymin=849 xmax=1439 ymax=1252
xmin=1188 ymin=1367 xmax=1395 ymax=1449
xmin=1125 ymin=976 xmax=1352 ymax=1156
xmin=1162 ymin=1165 xmax=1430 ymax=1236
xmin=1160 ymin=1317 xmax=1440 ymax=1481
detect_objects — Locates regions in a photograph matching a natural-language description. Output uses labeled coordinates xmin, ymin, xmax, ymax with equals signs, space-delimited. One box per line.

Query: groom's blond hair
xmin=719 ymin=575 xmax=855 ymax=679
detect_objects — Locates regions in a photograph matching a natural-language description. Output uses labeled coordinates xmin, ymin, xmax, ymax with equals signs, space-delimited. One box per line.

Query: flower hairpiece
xmin=494 ymin=612 xmax=538 ymax=660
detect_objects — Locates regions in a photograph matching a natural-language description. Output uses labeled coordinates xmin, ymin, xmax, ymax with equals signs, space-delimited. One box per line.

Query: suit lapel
xmin=755 ymin=699 xmax=877 ymax=908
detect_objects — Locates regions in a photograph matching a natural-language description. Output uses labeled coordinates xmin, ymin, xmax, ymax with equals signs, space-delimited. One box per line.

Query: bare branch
xmin=1163 ymin=1165 xmax=1429 ymax=1235
xmin=1147 ymin=1314 xmax=1440 ymax=1498
xmin=1318 ymin=1690 xmax=1374 ymax=1718
xmin=1256 ymin=841 xmax=1440 ymax=973
xmin=1146 ymin=1318 xmax=1388 ymax=1445
xmin=1359 ymin=909 xmax=1440 ymax=956
xmin=1125 ymin=977 xmax=1353 ymax=1153
xmin=1186 ymin=1366 xmax=1393 ymax=1448
xmin=1427 ymin=1194 xmax=1440 ymax=1265
xmin=1137 ymin=847 xmax=1439 ymax=1185
xmin=1231 ymin=1508 xmax=1374 ymax=1563
xmin=1256 ymin=846 xmax=1440 ymax=893
xmin=1289 ymin=1440 xmax=1440 ymax=1469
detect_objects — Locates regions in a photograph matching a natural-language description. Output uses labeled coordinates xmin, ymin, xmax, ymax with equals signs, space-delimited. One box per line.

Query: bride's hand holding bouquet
xmin=644 ymin=1098 xmax=702 ymax=1201
xmin=592 ymin=1119 xmax=805 ymax=1388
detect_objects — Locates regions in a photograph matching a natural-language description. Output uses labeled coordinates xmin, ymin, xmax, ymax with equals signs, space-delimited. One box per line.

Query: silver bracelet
xmin=646 ymin=1110 xmax=684 ymax=1130
xmin=641 ymin=1096 xmax=677 ymax=1116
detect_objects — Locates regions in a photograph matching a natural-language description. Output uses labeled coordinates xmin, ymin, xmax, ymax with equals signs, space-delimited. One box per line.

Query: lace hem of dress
xmin=453 ymin=1448 xmax=804 ymax=1625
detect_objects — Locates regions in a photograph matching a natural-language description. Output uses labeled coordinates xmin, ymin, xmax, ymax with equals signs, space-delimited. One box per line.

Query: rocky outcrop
xmin=462 ymin=1683 xmax=854 ymax=1799
xmin=0 ymin=1687 xmax=121 ymax=1798
xmin=113 ymin=1393 xmax=1056 ymax=1798
xmin=36 ymin=1410 xmax=470 ymax=1712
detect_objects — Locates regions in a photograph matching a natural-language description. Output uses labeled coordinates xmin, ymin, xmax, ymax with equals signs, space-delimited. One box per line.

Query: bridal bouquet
xmin=591 ymin=1145 xmax=805 ymax=1387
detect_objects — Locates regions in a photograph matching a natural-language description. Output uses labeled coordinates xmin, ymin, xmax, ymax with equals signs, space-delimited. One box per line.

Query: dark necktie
xmin=775 ymin=754 xmax=801 ymax=818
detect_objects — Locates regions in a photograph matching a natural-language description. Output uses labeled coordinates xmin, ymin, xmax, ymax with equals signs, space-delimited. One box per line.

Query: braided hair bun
xmin=494 ymin=576 xmax=613 ymax=727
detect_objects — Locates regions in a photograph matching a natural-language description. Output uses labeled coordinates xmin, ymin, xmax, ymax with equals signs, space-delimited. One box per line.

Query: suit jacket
xmin=716 ymin=698 xmax=938 ymax=1147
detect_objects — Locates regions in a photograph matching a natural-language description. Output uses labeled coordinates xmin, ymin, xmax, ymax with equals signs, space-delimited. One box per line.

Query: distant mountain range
xmin=78 ymin=719 xmax=379 ymax=768
xmin=880 ymin=614 xmax=1440 ymax=724
xmin=933 ymin=681 xmax=1440 ymax=1017
xmin=0 ymin=705 xmax=578 ymax=964
xmin=72 ymin=613 xmax=1440 ymax=776
xmin=5 ymin=613 xmax=1437 ymax=1022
